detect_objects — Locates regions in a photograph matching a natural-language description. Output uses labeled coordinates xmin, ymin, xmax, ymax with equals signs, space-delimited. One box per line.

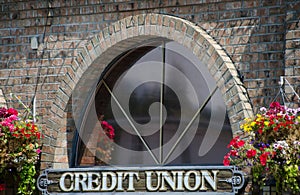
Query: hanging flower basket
xmin=224 ymin=102 xmax=300 ymax=194
xmin=0 ymin=107 xmax=42 ymax=195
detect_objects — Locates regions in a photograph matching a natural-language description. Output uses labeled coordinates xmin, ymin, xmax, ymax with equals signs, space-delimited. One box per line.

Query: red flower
xmin=107 ymin=130 xmax=115 ymax=139
xmin=7 ymin=108 xmax=18 ymax=116
xmin=246 ymin=149 xmax=256 ymax=158
xmin=101 ymin=121 xmax=115 ymax=140
xmin=230 ymin=150 xmax=238 ymax=156
xmin=25 ymin=134 xmax=30 ymax=138
xmin=0 ymin=184 xmax=6 ymax=191
xmin=237 ymin=140 xmax=245 ymax=147
xmin=259 ymin=152 xmax=269 ymax=166
xmin=270 ymin=102 xmax=281 ymax=109
xmin=228 ymin=136 xmax=245 ymax=148
xmin=223 ymin=155 xmax=230 ymax=166
xmin=227 ymin=137 xmax=237 ymax=148
xmin=12 ymin=133 xmax=19 ymax=138
xmin=36 ymin=132 xmax=41 ymax=139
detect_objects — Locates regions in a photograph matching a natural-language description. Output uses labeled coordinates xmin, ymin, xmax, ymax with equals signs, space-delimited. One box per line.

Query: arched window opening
xmin=74 ymin=39 xmax=232 ymax=167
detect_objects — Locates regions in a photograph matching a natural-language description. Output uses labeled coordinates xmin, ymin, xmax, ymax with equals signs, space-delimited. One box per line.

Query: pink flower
xmin=8 ymin=115 xmax=18 ymax=122
xmin=101 ymin=121 xmax=109 ymax=128
xmin=108 ymin=130 xmax=115 ymax=139
xmin=0 ymin=107 xmax=7 ymax=118
xmin=8 ymin=124 xmax=14 ymax=132
xmin=36 ymin=148 xmax=41 ymax=154
xmin=1 ymin=120 xmax=15 ymax=132
xmin=101 ymin=121 xmax=115 ymax=140
xmin=1 ymin=120 xmax=9 ymax=126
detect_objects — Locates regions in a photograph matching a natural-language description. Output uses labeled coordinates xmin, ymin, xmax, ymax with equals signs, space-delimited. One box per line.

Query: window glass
xmin=75 ymin=40 xmax=232 ymax=167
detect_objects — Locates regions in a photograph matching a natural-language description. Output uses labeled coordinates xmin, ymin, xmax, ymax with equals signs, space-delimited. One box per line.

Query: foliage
xmin=223 ymin=102 xmax=300 ymax=194
xmin=0 ymin=107 xmax=42 ymax=195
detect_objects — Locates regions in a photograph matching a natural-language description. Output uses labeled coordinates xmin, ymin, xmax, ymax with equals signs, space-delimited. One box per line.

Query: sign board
xmin=37 ymin=166 xmax=245 ymax=194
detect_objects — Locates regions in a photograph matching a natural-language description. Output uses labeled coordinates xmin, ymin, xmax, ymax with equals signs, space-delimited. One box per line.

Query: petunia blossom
xmin=246 ymin=149 xmax=256 ymax=158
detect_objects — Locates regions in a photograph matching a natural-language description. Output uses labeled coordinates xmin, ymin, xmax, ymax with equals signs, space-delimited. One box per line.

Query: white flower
xmin=273 ymin=141 xmax=289 ymax=155
xmin=277 ymin=140 xmax=289 ymax=148
xmin=293 ymin=141 xmax=300 ymax=145
xmin=273 ymin=143 xmax=279 ymax=148
xmin=260 ymin=107 xmax=267 ymax=112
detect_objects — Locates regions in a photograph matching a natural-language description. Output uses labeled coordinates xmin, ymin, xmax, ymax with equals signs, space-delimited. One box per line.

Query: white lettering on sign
xmin=74 ymin=172 xmax=87 ymax=191
xmin=60 ymin=172 xmax=74 ymax=192
xmin=145 ymin=171 xmax=161 ymax=191
xmin=39 ymin=166 xmax=245 ymax=194
xmin=87 ymin=172 xmax=100 ymax=191
xmin=101 ymin=171 xmax=116 ymax=191
xmin=124 ymin=172 xmax=140 ymax=191
xmin=184 ymin=170 xmax=201 ymax=191
xmin=200 ymin=170 xmax=218 ymax=191
xmin=59 ymin=170 xmax=218 ymax=192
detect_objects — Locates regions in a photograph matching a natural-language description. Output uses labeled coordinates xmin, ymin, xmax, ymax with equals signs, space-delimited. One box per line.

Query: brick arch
xmin=46 ymin=13 xmax=253 ymax=169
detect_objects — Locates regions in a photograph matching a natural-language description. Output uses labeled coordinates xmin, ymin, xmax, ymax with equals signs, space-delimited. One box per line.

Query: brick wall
xmin=1 ymin=0 xmax=297 ymax=112
xmin=197 ymin=0 xmax=287 ymax=109
xmin=285 ymin=0 xmax=300 ymax=105
xmin=0 ymin=0 xmax=299 ymax=172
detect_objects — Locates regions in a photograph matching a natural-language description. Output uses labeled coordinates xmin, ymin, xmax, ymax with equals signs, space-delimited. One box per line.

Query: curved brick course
xmin=49 ymin=13 xmax=253 ymax=169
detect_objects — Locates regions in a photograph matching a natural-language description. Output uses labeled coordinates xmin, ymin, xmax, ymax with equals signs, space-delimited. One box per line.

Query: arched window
xmin=73 ymin=39 xmax=232 ymax=167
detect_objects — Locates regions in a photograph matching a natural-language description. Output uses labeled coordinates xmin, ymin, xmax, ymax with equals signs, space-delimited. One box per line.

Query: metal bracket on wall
xmin=273 ymin=76 xmax=300 ymax=106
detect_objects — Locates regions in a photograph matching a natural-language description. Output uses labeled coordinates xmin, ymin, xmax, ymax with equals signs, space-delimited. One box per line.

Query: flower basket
xmin=224 ymin=102 xmax=300 ymax=194
xmin=0 ymin=107 xmax=42 ymax=195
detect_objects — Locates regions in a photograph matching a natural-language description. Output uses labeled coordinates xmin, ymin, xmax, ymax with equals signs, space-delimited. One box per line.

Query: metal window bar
xmin=101 ymin=42 xmax=220 ymax=166
xmin=102 ymin=80 xmax=160 ymax=165
xmin=159 ymin=41 xmax=166 ymax=164
xmin=162 ymin=86 xmax=218 ymax=164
